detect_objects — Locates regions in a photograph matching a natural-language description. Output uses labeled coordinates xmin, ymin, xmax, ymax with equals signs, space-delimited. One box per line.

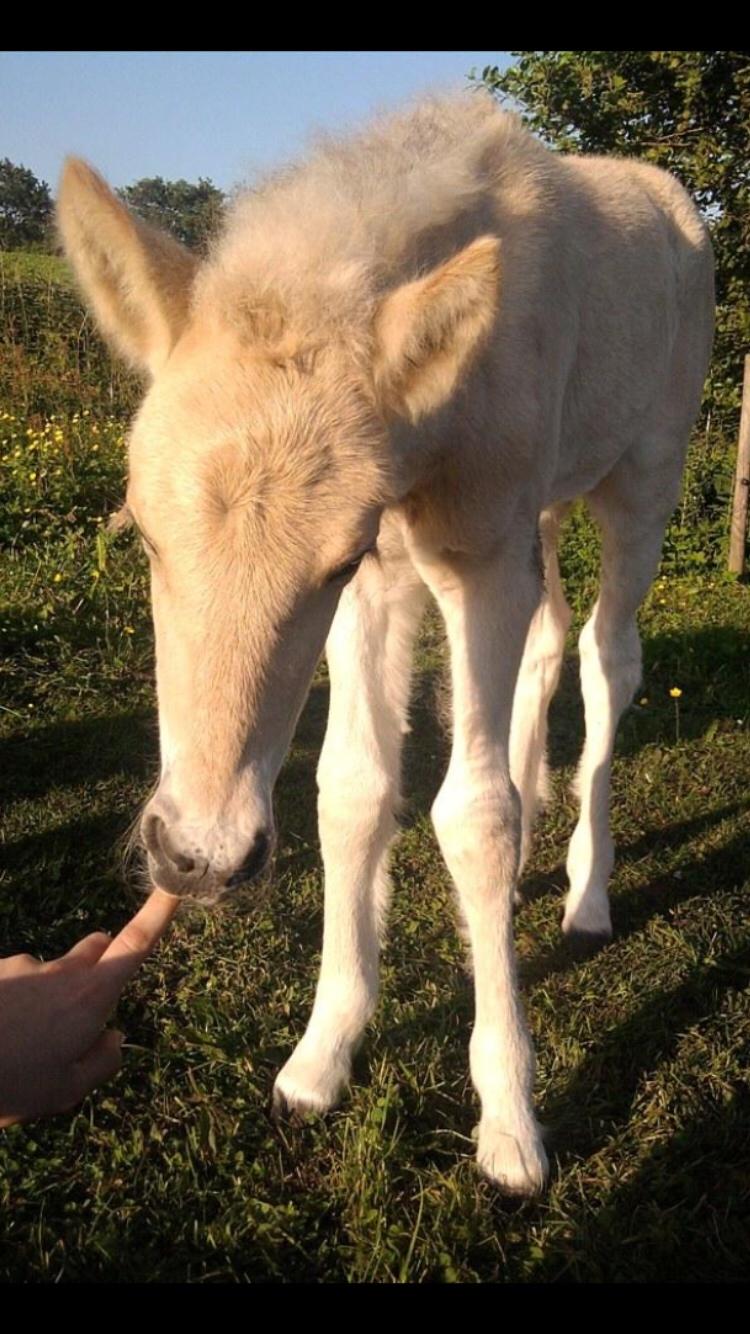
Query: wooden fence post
xmin=728 ymin=354 xmax=750 ymax=576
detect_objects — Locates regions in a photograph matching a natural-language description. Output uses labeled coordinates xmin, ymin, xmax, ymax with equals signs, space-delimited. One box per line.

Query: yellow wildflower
xmin=669 ymin=687 xmax=682 ymax=699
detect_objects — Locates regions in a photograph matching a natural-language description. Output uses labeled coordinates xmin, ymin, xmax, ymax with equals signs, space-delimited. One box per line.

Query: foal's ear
xmin=372 ymin=235 xmax=500 ymax=422
xmin=57 ymin=158 xmax=199 ymax=377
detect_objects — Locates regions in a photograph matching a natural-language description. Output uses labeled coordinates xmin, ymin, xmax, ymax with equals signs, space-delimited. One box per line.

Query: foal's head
xmin=58 ymin=158 xmax=499 ymax=901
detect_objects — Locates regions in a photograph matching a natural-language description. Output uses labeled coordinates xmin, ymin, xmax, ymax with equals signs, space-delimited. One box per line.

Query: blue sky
xmin=1 ymin=52 xmax=512 ymax=193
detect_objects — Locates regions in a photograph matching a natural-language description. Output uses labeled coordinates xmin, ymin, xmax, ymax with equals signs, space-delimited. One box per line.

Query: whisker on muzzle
xmin=114 ymin=773 xmax=160 ymax=904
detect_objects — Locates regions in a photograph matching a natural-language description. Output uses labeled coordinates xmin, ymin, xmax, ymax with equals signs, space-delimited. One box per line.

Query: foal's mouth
xmin=141 ymin=807 xmax=275 ymax=904
xmin=146 ymin=837 xmax=274 ymax=907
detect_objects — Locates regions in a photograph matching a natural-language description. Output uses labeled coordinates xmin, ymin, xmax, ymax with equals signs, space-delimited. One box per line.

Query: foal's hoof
xmin=271 ymin=1082 xmax=330 ymax=1125
xmin=271 ymin=1086 xmax=303 ymax=1123
xmin=272 ymin=1050 xmax=349 ymax=1121
xmin=475 ymin=1119 xmax=549 ymax=1197
xmin=562 ymin=927 xmax=612 ymax=960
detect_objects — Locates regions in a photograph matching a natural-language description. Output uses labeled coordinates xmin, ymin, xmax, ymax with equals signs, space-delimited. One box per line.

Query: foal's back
xmin=459 ymin=123 xmax=715 ymax=510
xmin=547 ymin=153 xmax=714 ymax=501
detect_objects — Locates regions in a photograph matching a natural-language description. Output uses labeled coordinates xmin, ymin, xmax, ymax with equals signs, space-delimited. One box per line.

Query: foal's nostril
xmin=142 ymin=812 xmax=196 ymax=875
xmin=141 ymin=811 xmax=164 ymax=858
xmin=169 ymin=848 xmax=196 ymax=874
xmin=225 ymin=830 xmax=271 ymax=888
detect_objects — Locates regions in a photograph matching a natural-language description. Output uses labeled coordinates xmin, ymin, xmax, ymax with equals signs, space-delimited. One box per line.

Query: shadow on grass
xmin=382 ymin=804 xmax=750 ymax=1047
xmin=548 ymin=623 xmax=750 ymax=773
xmin=2 ymin=622 xmax=748 ymax=1280
xmin=5 ymin=614 xmax=745 ymax=864
xmin=531 ymin=1084 xmax=750 ymax=1282
xmin=373 ymin=816 xmax=750 ymax=1220
xmin=510 ymin=938 xmax=750 ymax=1282
xmin=6 ymin=614 xmax=744 ymax=1004
xmin=0 ymin=810 xmax=153 ymax=955
xmin=518 ymin=799 xmax=750 ymax=986
xmin=539 ymin=936 xmax=750 ymax=1155
xmin=0 ymin=708 xmax=157 ymax=805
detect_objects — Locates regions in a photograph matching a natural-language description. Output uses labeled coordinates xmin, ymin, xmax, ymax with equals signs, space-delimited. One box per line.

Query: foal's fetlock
xmin=563 ymin=822 xmax=614 ymax=949
xmin=475 ymin=1116 xmax=549 ymax=1196
xmin=272 ymin=1037 xmax=353 ymax=1120
xmin=562 ymin=885 xmax=613 ymax=948
xmin=561 ymin=892 xmax=613 ymax=951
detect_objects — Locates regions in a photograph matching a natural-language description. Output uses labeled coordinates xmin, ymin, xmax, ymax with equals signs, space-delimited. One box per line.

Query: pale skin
xmin=0 ymin=890 xmax=178 ymax=1129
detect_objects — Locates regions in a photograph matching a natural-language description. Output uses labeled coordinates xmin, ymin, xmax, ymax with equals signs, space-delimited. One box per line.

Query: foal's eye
xmin=327 ymin=546 xmax=375 ymax=585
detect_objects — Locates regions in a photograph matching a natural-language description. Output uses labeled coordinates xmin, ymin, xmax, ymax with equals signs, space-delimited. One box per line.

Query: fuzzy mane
xmin=193 ymin=91 xmax=547 ymax=344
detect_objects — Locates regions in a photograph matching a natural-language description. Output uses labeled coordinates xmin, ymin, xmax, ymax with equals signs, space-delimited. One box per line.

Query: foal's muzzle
xmin=141 ymin=811 xmax=272 ymax=899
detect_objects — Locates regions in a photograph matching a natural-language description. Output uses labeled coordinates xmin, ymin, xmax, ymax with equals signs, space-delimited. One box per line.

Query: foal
xmin=58 ymin=92 xmax=714 ymax=1194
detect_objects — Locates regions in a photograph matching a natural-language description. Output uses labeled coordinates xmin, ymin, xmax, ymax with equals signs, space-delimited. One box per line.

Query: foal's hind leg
xmin=273 ymin=535 xmax=427 ymax=1116
xmin=563 ymin=453 xmax=682 ymax=946
xmin=510 ymin=504 xmax=572 ymax=879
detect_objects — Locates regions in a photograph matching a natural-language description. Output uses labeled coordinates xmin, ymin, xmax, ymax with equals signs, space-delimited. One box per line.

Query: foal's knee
xmin=579 ymin=614 xmax=642 ymax=712
xmin=534 ymin=591 xmax=571 ymax=668
xmin=317 ymin=764 xmax=399 ymax=847
xmin=432 ymin=777 xmax=522 ymax=898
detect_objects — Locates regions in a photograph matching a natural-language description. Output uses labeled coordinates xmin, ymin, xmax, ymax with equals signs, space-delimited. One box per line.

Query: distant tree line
xmin=0 ymin=160 xmax=54 ymax=251
xmin=0 ymin=158 xmax=225 ymax=253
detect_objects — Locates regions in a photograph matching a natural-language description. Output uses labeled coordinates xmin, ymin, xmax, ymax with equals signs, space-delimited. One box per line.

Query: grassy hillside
xmin=0 ymin=250 xmax=140 ymax=418
xmin=0 ymin=250 xmax=72 ymax=283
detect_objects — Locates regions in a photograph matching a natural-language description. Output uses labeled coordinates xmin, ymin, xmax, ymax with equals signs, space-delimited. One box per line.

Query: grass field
xmin=1 ymin=397 xmax=749 ymax=1282
xmin=0 ymin=250 xmax=72 ymax=284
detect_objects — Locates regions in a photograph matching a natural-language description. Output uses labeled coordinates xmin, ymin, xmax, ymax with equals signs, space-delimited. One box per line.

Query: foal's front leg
xmin=411 ymin=536 xmax=549 ymax=1195
xmin=273 ymin=548 xmax=427 ymax=1116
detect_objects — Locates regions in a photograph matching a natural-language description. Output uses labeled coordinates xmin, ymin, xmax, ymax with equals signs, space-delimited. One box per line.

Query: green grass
xmin=0 ymin=250 xmax=72 ymax=285
xmin=1 ymin=409 xmax=749 ymax=1282
xmin=0 ymin=258 xmax=141 ymax=418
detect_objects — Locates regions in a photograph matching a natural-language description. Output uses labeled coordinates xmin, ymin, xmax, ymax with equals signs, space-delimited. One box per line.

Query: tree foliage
xmin=0 ymin=159 xmax=53 ymax=250
xmin=474 ymin=52 xmax=750 ymax=430
xmin=0 ymin=159 xmax=226 ymax=256
xmin=117 ymin=176 xmax=225 ymax=253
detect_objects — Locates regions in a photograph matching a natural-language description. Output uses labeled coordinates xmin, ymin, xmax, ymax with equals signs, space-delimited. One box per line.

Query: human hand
xmin=0 ymin=889 xmax=179 ymax=1129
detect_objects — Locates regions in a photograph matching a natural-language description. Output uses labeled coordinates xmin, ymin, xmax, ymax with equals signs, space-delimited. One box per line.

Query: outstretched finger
xmin=91 ymin=888 xmax=180 ymax=1005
